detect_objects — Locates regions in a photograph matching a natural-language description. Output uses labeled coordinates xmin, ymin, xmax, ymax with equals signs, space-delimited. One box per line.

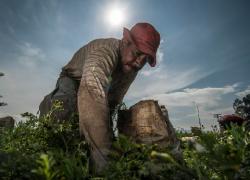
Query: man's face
xmin=121 ymin=39 xmax=151 ymax=74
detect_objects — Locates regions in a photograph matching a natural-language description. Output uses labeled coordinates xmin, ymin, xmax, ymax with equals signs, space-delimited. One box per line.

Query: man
xmin=39 ymin=22 xmax=160 ymax=172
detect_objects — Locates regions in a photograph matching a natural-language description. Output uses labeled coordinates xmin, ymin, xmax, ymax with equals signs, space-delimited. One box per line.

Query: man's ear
xmin=122 ymin=38 xmax=130 ymax=47
xmin=123 ymin=28 xmax=134 ymax=45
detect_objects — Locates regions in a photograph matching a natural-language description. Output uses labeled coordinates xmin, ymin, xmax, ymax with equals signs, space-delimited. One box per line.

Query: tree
xmin=0 ymin=72 xmax=7 ymax=107
xmin=233 ymin=94 xmax=250 ymax=121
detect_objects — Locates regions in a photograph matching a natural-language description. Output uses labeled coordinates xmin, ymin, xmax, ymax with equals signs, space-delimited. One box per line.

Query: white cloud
xmin=157 ymin=39 xmax=165 ymax=63
xmin=126 ymin=66 xmax=213 ymax=103
xmin=139 ymin=84 xmax=237 ymax=130
xmin=148 ymin=84 xmax=237 ymax=109
xmin=18 ymin=42 xmax=46 ymax=68
xmin=140 ymin=39 xmax=164 ymax=77
xmin=0 ymin=66 xmax=54 ymax=117
xmin=235 ymin=85 xmax=250 ymax=98
xmin=0 ymin=42 xmax=57 ymax=117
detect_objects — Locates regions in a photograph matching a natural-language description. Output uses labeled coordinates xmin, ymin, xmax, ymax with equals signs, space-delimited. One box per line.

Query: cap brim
xmin=136 ymin=43 xmax=156 ymax=67
xmin=149 ymin=55 xmax=156 ymax=67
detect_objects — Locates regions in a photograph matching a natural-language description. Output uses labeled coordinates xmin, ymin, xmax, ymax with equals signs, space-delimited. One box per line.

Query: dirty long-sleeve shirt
xmin=61 ymin=38 xmax=137 ymax=107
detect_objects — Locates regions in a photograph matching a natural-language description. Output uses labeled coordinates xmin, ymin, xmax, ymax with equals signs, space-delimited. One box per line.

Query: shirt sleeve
xmin=80 ymin=47 xmax=118 ymax=105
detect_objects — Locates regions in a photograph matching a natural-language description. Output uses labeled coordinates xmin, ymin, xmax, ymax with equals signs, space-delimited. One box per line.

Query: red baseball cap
xmin=123 ymin=22 xmax=161 ymax=67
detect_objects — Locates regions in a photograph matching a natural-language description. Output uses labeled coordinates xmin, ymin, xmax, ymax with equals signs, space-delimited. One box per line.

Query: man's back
xmin=61 ymin=38 xmax=120 ymax=82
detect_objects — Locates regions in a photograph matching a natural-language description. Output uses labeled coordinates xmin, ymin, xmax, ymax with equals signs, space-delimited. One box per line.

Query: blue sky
xmin=0 ymin=0 xmax=250 ymax=130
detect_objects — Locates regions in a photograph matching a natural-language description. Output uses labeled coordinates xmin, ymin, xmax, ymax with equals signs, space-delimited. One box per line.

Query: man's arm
xmin=77 ymin=47 xmax=118 ymax=171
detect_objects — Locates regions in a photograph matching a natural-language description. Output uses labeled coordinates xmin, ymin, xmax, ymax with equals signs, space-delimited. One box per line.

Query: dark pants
xmin=39 ymin=74 xmax=112 ymax=173
xmin=39 ymin=75 xmax=79 ymax=121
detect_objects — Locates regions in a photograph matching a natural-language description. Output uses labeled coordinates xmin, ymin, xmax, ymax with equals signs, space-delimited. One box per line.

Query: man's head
xmin=120 ymin=22 xmax=160 ymax=73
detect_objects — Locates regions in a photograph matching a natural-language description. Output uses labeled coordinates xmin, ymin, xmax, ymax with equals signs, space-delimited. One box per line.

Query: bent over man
xmin=39 ymin=22 xmax=161 ymax=173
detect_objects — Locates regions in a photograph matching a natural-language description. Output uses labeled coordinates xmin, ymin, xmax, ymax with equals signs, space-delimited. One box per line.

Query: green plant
xmin=32 ymin=154 xmax=59 ymax=180
xmin=0 ymin=100 xmax=90 ymax=179
xmin=105 ymin=135 xmax=196 ymax=180
xmin=1 ymin=100 xmax=250 ymax=179
xmin=183 ymin=124 xmax=250 ymax=179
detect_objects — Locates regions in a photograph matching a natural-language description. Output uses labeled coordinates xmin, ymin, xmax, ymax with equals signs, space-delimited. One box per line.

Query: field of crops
xmin=0 ymin=102 xmax=249 ymax=180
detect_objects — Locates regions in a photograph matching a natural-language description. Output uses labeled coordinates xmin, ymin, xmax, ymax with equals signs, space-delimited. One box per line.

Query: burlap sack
xmin=117 ymin=100 xmax=179 ymax=147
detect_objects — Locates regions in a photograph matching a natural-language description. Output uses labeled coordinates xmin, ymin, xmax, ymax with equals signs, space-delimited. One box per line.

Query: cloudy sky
xmin=0 ymin=0 xmax=249 ymax=130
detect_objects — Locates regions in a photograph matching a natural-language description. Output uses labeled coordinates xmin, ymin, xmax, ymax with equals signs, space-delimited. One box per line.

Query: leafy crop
xmin=0 ymin=101 xmax=250 ymax=179
xmin=0 ymin=100 xmax=90 ymax=179
xmin=182 ymin=125 xmax=250 ymax=179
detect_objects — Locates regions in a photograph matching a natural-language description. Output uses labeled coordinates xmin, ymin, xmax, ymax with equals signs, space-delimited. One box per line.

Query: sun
xmin=105 ymin=5 xmax=125 ymax=27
